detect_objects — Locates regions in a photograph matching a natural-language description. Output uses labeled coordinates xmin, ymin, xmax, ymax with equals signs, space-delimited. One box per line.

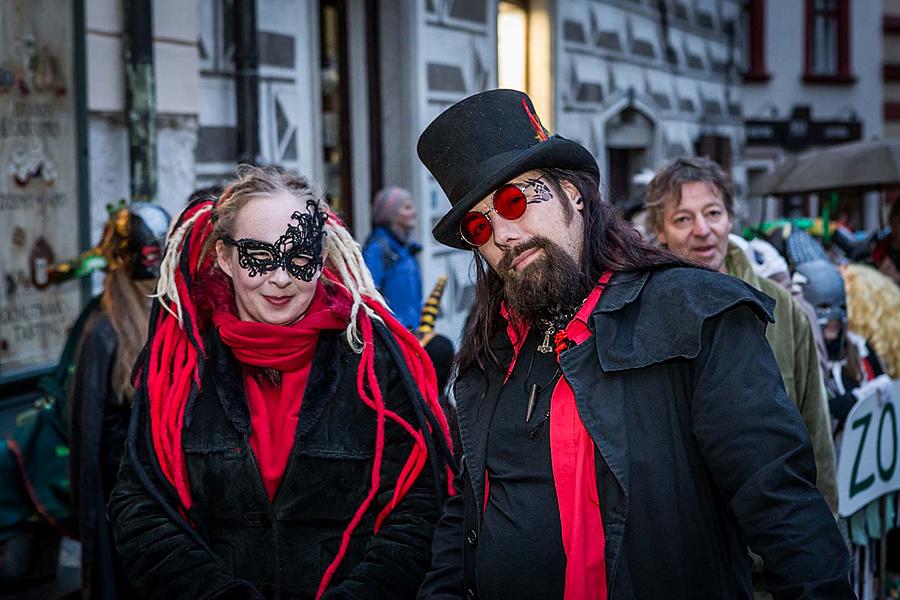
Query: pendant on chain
xmin=537 ymin=324 xmax=554 ymax=353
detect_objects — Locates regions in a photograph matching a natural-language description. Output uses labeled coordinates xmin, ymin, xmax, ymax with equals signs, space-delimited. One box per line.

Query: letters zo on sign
xmin=837 ymin=376 xmax=900 ymax=517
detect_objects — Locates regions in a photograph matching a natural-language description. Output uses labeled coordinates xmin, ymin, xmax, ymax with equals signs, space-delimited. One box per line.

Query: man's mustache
xmin=498 ymin=236 xmax=552 ymax=274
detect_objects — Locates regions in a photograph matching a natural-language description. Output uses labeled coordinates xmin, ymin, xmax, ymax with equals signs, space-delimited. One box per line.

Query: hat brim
xmin=431 ymin=137 xmax=599 ymax=249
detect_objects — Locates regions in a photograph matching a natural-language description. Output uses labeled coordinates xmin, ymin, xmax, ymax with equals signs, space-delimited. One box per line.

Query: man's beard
xmin=498 ymin=236 xmax=590 ymax=326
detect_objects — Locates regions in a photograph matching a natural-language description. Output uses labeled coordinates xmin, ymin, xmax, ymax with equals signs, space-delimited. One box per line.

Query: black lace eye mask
xmin=220 ymin=200 xmax=327 ymax=282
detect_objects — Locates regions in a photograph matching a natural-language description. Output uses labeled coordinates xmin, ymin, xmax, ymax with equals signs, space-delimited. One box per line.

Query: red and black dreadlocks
xmin=132 ymin=167 xmax=454 ymax=599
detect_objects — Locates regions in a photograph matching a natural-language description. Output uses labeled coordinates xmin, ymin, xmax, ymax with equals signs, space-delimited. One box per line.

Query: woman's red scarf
xmin=211 ymin=283 xmax=348 ymax=500
xmin=139 ymin=199 xmax=452 ymax=599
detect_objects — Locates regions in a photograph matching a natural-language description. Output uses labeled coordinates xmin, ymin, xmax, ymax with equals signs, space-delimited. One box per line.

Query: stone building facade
xmin=68 ymin=0 xmax=747 ymax=352
xmin=555 ymin=0 xmax=744 ymax=208
xmin=740 ymin=0 xmax=883 ymax=227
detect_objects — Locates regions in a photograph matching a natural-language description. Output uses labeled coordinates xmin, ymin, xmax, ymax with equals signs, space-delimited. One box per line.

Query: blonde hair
xmin=155 ymin=165 xmax=386 ymax=351
xmin=101 ymin=270 xmax=155 ymax=401
xmin=842 ymin=263 xmax=900 ymax=378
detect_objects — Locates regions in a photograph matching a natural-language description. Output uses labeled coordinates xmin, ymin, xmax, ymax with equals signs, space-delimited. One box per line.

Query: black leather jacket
xmin=419 ymin=267 xmax=852 ymax=600
xmin=110 ymin=322 xmax=448 ymax=600
xmin=69 ymin=304 xmax=138 ymax=600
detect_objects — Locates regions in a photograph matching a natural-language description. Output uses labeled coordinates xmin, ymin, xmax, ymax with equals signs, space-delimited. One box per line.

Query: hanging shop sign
xmin=745 ymin=105 xmax=862 ymax=152
xmin=0 ymin=1 xmax=83 ymax=381
xmin=837 ymin=375 xmax=900 ymax=518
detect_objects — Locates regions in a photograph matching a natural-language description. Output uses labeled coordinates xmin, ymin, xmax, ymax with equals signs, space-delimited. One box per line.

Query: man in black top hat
xmin=416 ymin=89 xmax=850 ymax=600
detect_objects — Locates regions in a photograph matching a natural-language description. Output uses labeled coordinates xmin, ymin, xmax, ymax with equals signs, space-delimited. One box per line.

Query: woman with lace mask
xmin=110 ymin=166 xmax=453 ymax=600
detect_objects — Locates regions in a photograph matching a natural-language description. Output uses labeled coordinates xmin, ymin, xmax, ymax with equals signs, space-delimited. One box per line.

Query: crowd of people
xmin=20 ymin=88 xmax=900 ymax=599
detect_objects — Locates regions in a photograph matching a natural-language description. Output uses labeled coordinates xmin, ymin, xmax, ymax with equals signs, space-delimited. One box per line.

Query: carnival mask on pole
xmin=40 ymin=200 xmax=171 ymax=288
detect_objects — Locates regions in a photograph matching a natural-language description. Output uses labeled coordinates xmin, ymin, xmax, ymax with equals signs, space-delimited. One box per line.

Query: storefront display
xmin=0 ymin=0 xmax=84 ymax=382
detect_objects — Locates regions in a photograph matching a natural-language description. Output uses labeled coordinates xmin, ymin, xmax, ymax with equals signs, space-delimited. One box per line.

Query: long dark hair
xmin=456 ymin=168 xmax=686 ymax=375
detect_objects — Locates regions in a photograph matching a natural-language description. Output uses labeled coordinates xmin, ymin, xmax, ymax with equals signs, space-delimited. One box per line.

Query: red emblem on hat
xmin=522 ymin=98 xmax=549 ymax=142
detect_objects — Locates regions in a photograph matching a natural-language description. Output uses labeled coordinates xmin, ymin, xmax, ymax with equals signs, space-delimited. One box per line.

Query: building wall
xmin=885 ymin=0 xmax=900 ymax=139
xmin=555 ymin=0 xmax=745 ymax=203
xmin=196 ymin=0 xmax=320 ymax=190
xmin=66 ymin=0 xmax=889 ymax=362
xmin=85 ymin=0 xmax=200 ymax=244
xmin=407 ymin=0 xmax=747 ymax=339
xmin=742 ymin=0 xmax=883 ymax=145
xmin=413 ymin=0 xmax=498 ymax=342
xmin=741 ymin=0 xmax=882 ymax=226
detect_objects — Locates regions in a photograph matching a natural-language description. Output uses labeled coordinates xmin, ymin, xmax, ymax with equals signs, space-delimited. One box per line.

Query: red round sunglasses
xmin=459 ymin=184 xmax=528 ymax=247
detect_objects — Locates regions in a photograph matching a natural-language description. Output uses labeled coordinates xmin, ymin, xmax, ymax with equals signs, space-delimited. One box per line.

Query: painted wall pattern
xmin=555 ymin=0 xmax=745 ymax=197
xmin=190 ymin=0 xmax=748 ymax=345
xmin=416 ymin=0 xmax=497 ymax=343
xmin=196 ymin=0 xmax=317 ymax=185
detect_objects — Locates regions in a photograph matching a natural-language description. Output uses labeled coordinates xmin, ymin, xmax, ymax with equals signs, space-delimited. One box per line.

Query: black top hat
xmin=417 ymin=89 xmax=599 ymax=249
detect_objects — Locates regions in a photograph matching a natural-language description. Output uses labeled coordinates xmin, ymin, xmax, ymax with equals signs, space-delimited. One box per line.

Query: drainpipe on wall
xmin=122 ymin=0 xmax=157 ymax=202
xmin=234 ymin=0 xmax=261 ymax=165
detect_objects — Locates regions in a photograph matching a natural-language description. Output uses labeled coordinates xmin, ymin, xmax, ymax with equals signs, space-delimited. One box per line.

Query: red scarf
xmin=499 ymin=272 xmax=613 ymax=600
xmin=212 ymin=283 xmax=348 ymax=500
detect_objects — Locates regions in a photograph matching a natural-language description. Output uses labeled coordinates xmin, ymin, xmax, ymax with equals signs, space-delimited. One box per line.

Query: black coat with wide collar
xmin=419 ymin=266 xmax=851 ymax=600
xmin=110 ymin=321 xmax=446 ymax=600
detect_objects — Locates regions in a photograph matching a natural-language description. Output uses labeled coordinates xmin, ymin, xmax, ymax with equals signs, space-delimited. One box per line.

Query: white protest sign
xmin=837 ymin=375 xmax=900 ymax=517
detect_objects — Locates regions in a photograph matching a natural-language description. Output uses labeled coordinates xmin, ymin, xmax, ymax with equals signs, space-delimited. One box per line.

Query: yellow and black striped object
xmin=416 ymin=275 xmax=448 ymax=347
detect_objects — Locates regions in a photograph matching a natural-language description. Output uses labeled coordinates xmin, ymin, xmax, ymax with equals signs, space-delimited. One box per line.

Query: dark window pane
xmin=812 ymin=14 xmax=838 ymax=74
xmin=563 ymin=19 xmax=587 ymax=43
xmin=450 ymin=0 xmax=488 ymax=24
xmin=258 ymin=32 xmax=295 ymax=69
xmin=577 ymin=83 xmax=604 ymax=103
xmin=428 ymin=63 xmax=467 ymax=93
xmin=283 ymin=130 xmax=298 ymax=160
xmin=597 ymin=31 xmax=622 ymax=51
xmin=197 ymin=127 xmax=238 ymax=163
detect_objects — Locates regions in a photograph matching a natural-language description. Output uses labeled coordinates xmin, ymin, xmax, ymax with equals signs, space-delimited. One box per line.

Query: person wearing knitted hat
xmin=362 ymin=186 xmax=423 ymax=329
xmin=109 ymin=166 xmax=453 ymax=600
xmin=416 ymin=89 xmax=849 ymax=600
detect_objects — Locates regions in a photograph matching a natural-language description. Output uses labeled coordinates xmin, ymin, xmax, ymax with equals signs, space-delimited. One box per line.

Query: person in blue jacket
xmin=363 ymin=186 xmax=423 ymax=329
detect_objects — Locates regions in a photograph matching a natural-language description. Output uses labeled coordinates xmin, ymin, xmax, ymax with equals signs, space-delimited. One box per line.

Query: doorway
xmin=605 ymin=110 xmax=655 ymax=206
xmin=320 ymin=0 xmax=353 ymax=228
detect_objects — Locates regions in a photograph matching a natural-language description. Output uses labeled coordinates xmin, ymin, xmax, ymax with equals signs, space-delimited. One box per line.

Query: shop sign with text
xmin=0 ymin=1 xmax=82 ymax=380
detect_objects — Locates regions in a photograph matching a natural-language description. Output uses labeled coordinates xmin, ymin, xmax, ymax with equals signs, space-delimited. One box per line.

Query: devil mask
xmin=220 ymin=199 xmax=327 ymax=282
xmin=125 ymin=202 xmax=171 ymax=280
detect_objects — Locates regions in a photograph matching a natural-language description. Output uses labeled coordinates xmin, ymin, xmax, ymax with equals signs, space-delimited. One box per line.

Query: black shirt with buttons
xmin=474 ymin=327 xmax=565 ymax=600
